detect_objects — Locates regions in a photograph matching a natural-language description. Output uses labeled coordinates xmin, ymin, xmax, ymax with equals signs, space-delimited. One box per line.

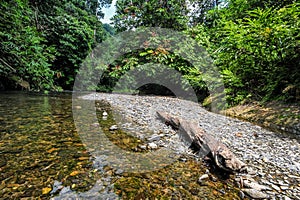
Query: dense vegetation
xmin=1 ymin=0 xmax=299 ymax=106
xmin=205 ymin=0 xmax=300 ymax=104
xmin=0 ymin=0 xmax=112 ymax=92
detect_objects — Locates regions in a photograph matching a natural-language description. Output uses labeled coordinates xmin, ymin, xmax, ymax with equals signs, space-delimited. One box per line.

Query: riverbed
xmin=0 ymin=92 xmax=299 ymax=199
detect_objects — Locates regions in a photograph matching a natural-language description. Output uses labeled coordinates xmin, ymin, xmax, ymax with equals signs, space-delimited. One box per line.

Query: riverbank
xmin=223 ymin=101 xmax=300 ymax=138
xmin=78 ymin=93 xmax=300 ymax=199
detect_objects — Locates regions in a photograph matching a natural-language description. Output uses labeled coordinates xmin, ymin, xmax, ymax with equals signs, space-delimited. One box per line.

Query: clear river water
xmin=0 ymin=92 xmax=241 ymax=199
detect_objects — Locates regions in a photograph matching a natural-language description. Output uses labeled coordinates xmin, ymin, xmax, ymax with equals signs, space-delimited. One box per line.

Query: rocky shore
xmin=223 ymin=102 xmax=300 ymax=137
xmin=79 ymin=93 xmax=300 ymax=199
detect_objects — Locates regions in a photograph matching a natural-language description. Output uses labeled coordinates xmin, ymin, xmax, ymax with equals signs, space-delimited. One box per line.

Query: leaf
xmin=70 ymin=171 xmax=83 ymax=176
xmin=42 ymin=187 xmax=52 ymax=195
xmin=139 ymin=52 xmax=148 ymax=56
xmin=47 ymin=148 xmax=59 ymax=153
xmin=147 ymin=49 xmax=154 ymax=54
xmin=78 ymin=157 xmax=89 ymax=160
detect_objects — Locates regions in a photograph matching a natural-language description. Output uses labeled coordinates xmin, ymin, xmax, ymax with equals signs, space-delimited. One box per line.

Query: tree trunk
xmin=157 ymin=111 xmax=246 ymax=173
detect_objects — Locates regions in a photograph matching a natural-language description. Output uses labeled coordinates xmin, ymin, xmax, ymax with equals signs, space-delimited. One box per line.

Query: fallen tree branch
xmin=157 ymin=111 xmax=246 ymax=173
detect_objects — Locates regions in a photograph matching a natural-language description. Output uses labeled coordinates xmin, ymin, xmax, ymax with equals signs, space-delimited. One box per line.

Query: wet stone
xmin=198 ymin=174 xmax=209 ymax=185
xmin=109 ymin=125 xmax=118 ymax=131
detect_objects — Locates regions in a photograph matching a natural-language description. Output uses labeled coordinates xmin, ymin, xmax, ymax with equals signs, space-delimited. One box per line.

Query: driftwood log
xmin=157 ymin=111 xmax=246 ymax=173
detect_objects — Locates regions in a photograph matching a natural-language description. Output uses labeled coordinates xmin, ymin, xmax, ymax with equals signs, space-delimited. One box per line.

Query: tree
xmin=203 ymin=1 xmax=300 ymax=104
xmin=0 ymin=0 xmax=112 ymax=91
xmin=0 ymin=0 xmax=56 ymax=91
xmin=85 ymin=0 xmax=112 ymax=19
xmin=112 ymin=0 xmax=189 ymax=31
xmin=29 ymin=0 xmax=111 ymax=89
xmin=188 ymin=0 xmax=226 ymax=25
xmin=103 ymin=23 xmax=116 ymax=36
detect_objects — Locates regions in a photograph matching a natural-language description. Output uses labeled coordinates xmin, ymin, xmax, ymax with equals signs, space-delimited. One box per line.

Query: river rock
xmin=147 ymin=134 xmax=161 ymax=142
xmin=138 ymin=145 xmax=147 ymax=150
xmin=148 ymin=142 xmax=158 ymax=149
xmin=198 ymin=174 xmax=209 ymax=185
xmin=242 ymin=189 xmax=269 ymax=199
xmin=50 ymin=181 xmax=63 ymax=194
xmin=243 ymin=179 xmax=272 ymax=191
xmin=81 ymin=92 xmax=300 ymax=199
xmin=102 ymin=111 xmax=108 ymax=116
xmin=199 ymin=174 xmax=209 ymax=180
xmin=109 ymin=125 xmax=118 ymax=131
xmin=271 ymin=184 xmax=281 ymax=192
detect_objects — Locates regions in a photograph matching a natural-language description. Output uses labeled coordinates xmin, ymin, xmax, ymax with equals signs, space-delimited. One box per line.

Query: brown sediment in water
xmin=0 ymin=92 xmax=242 ymax=199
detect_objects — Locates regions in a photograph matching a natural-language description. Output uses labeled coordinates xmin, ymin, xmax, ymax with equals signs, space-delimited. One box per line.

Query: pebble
xmin=102 ymin=111 xmax=108 ymax=116
xmin=242 ymin=189 xmax=269 ymax=199
xmin=243 ymin=179 xmax=271 ymax=191
xmin=109 ymin=125 xmax=118 ymax=131
xmin=81 ymin=93 xmax=300 ymax=198
xmin=284 ymin=196 xmax=292 ymax=200
xmin=115 ymin=169 xmax=124 ymax=175
xmin=138 ymin=145 xmax=147 ymax=150
xmin=198 ymin=174 xmax=209 ymax=181
xmin=147 ymin=134 xmax=161 ymax=142
xmin=198 ymin=174 xmax=209 ymax=185
xmin=280 ymin=186 xmax=289 ymax=190
xmin=211 ymin=175 xmax=217 ymax=182
xmin=271 ymin=184 xmax=281 ymax=192
xmin=148 ymin=142 xmax=158 ymax=149
xmin=262 ymin=157 xmax=269 ymax=162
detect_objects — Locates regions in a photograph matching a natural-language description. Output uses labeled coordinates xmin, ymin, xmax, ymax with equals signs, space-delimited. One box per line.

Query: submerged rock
xmin=109 ymin=125 xmax=118 ymax=131
xmin=198 ymin=174 xmax=209 ymax=185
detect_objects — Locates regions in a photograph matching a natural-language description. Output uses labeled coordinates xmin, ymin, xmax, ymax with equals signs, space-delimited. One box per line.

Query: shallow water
xmin=0 ymin=92 xmax=241 ymax=199
xmin=0 ymin=92 xmax=100 ymax=198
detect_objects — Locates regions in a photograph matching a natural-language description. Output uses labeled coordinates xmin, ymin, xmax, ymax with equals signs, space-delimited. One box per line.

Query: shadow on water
xmin=0 ymin=92 xmax=241 ymax=199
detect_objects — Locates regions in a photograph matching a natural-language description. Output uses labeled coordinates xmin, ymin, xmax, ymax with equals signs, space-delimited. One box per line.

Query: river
xmin=0 ymin=91 xmax=251 ymax=199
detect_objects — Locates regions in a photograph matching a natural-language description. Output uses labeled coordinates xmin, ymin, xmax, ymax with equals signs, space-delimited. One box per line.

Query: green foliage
xmin=101 ymin=47 xmax=210 ymax=101
xmin=113 ymin=0 xmax=189 ymax=31
xmin=188 ymin=0 xmax=224 ymax=25
xmin=32 ymin=0 xmax=108 ymax=89
xmin=207 ymin=2 xmax=300 ymax=104
xmin=103 ymin=23 xmax=116 ymax=36
xmin=0 ymin=0 xmax=57 ymax=91
xmin=0 ymin=0 xmax=110 ymax=91
xmin=1 ymin=0 xmax=298 ymax=108
xmin=77 ymin=28 xmax=214 ymax=102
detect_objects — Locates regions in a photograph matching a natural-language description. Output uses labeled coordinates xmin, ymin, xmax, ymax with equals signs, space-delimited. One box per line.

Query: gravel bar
xmin=80 ymin=93 xmax=300 ymax=199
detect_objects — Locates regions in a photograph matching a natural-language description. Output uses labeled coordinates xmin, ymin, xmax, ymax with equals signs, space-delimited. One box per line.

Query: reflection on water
xmin=0 ymin=92 xmax=241 ymax=199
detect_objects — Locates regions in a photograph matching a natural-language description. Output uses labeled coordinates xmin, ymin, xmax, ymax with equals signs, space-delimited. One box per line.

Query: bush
xmin=208 ymin=2 xmax=300 ymax=105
